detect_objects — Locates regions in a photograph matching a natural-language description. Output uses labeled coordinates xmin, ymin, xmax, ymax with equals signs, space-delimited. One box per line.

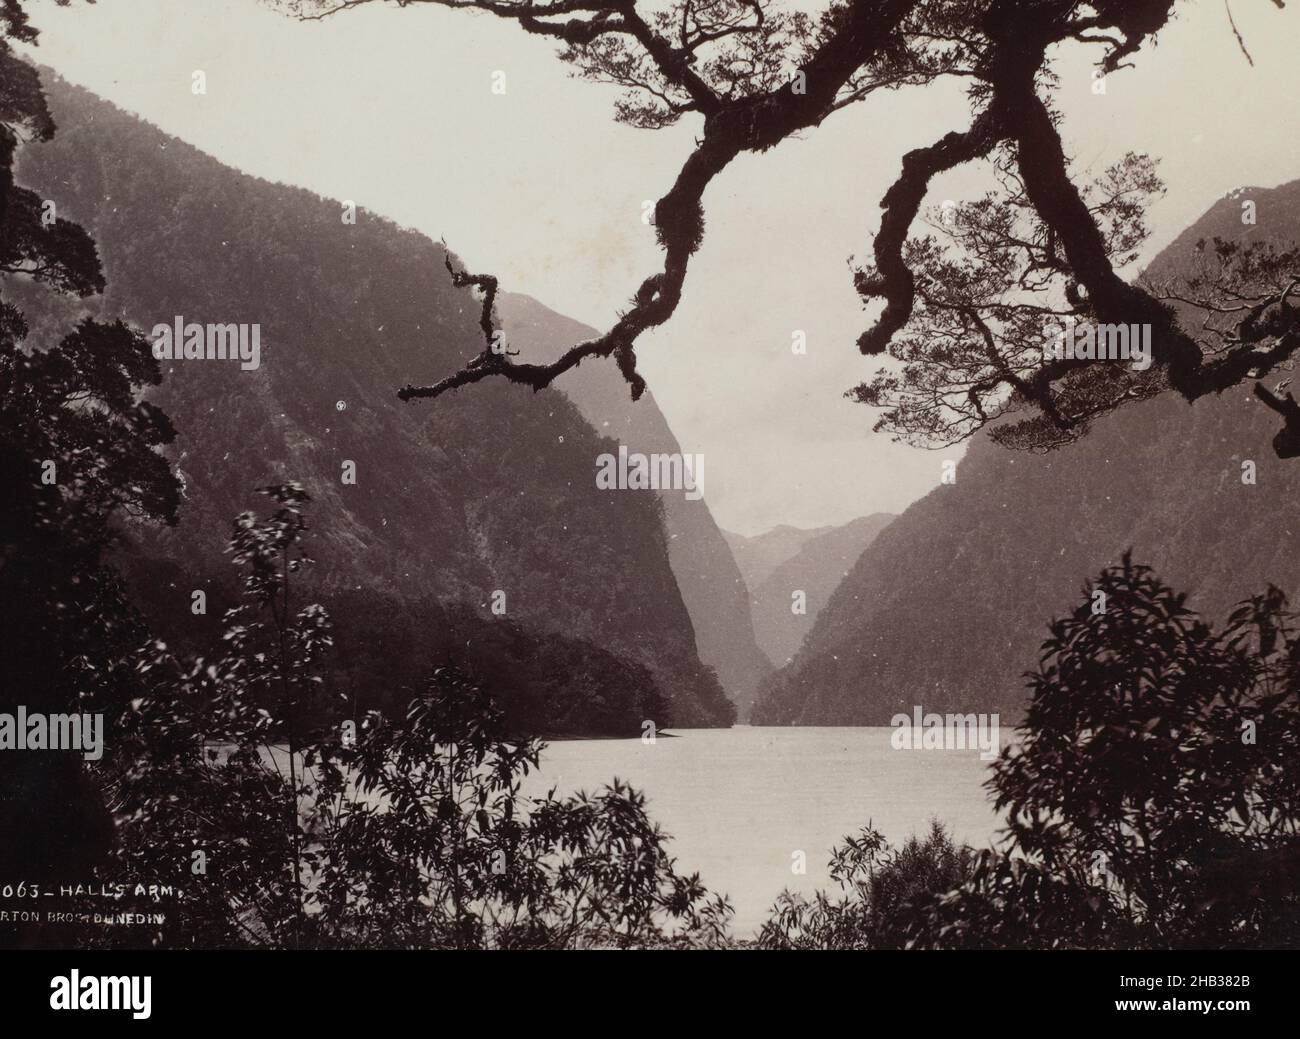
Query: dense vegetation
xmin=762 ymin=558 xmax=1300 ymax=949
xmin=49 ymin=538 xmax=1300 ymax=949
xmin=77 ymin=487 xmax=729 ymax=950
xmin=5 ymin=1 xmax=1298 ymax=950
xmin=0 ymin=0 xmax=183 ymax=886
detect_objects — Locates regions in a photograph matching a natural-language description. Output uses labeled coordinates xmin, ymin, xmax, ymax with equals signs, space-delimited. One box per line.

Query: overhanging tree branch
xmin=290 ymin=0 xmax=1299 ymax=455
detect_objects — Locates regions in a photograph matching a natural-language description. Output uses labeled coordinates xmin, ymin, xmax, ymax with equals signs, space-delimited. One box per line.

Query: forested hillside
xmin=10 ymin=71 xmax=735 ymax=731
xmin=755 ymin=178 xmax=1300 ymax=724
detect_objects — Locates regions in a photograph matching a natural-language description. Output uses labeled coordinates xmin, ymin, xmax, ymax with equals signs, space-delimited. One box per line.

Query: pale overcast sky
xmin=18 ymin=0 xmax=1300 ymax=533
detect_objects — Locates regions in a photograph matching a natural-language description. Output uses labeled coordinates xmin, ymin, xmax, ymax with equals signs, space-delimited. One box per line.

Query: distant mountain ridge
xmin=12 ymin=70 xmax=735 ymax=730
xmin=748 ymin=514 xmax=895 ymax=666
xmin=754 ymin=176 xmax=1300 ymax=725
xmin=723 ymin=525 xmax=833 ymax=593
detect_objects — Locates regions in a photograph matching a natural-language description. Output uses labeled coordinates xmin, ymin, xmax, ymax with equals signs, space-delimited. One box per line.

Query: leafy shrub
xmin=758 ymin=821 xmax=973 ymax=949
xmin=92 ymin=486 xmax=729 ymax=949
xmin=899 ymin=555 xmax=1300 ymax=949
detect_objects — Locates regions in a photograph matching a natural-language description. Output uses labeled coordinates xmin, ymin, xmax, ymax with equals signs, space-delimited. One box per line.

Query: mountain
xmin=496 ymin=292 xmax=773 ymax=715
xmin=754 ymin=176 xmax=1300 ymax=725
xmin=748 ymin=514 xmax=895 ymax=666
xmin=10 ymin=69 xmax=736 ymax=731
xmin=723 ymin=525 xmax=832 ymax=593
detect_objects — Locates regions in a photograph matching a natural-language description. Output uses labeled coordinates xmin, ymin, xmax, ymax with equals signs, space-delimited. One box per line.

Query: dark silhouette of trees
xmin=98 ymin=487 xmax=731 ymax=948
xmin=849 ymin=148 xmax=1166 ymax=448
xmin=897 ymin=557 xmax=1300 ymax=948
xmin=758 ymin=820 xmax=975 ymax=949
xmin=286 ymin=0 xmax=1300 ymax=458
xmin=756 ymin=557 xmax=1300 ymax=949
xmin=1145 ymin=235 xmax=1300 ymax=455
xmin=0 ymin=0 xmax=181 ymax=907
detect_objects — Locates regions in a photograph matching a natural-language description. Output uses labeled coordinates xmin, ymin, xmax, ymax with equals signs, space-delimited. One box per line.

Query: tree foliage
xmin=758 ymin=820 xmax=974 ymax=949
xmin=898 ymin=557 xmax=1300 ymax=948
xmin=0 ymin=0 xmax=180 ymax=894
xmin=757 ymin=557 xmax=1300 ymax=949
xmin=95 ymin=488 xmax=731 ymax=949
xmin=849 ymin=149 xmax=1168 ymax=449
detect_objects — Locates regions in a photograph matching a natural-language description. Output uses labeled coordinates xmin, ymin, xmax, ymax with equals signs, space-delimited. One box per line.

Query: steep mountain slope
xmin=497 ymin=292 xmax=773 ymax=714
xmin=723 ymin=525 xmax=832 ymax=594
xmin=12 ymin=70 xmax=734 ymax=729
xmin=754 ymin=177 xmax=1300 ymax=725
xmin=749 ymin=513 xmax=895 ymax=666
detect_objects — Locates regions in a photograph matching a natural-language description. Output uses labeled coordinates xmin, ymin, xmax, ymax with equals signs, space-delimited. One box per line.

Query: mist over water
xmin=523 ymin=726 xmax=1006 ymax=936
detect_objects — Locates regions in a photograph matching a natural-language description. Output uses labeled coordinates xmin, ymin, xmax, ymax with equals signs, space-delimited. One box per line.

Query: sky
xmin=17 ymin=0 xmax=1300 ymax=534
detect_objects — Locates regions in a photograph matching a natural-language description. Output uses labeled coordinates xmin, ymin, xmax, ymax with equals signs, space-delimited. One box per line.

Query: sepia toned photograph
xmin=0 ymin=0 xmax=1297 ymax=998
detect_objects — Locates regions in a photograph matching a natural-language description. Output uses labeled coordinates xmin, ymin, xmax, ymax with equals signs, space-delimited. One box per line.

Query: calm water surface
xmin=520 ymin=725 xmax=1006 ymax=936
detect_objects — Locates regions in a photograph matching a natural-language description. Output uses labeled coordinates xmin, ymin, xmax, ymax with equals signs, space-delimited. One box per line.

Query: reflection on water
xmin=521 ymin=726 xmax=1007 ymax=937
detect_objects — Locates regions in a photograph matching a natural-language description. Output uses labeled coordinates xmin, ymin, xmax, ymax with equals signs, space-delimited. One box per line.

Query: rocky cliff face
xmin=498 ymin=292 xmax=773 ymax=717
